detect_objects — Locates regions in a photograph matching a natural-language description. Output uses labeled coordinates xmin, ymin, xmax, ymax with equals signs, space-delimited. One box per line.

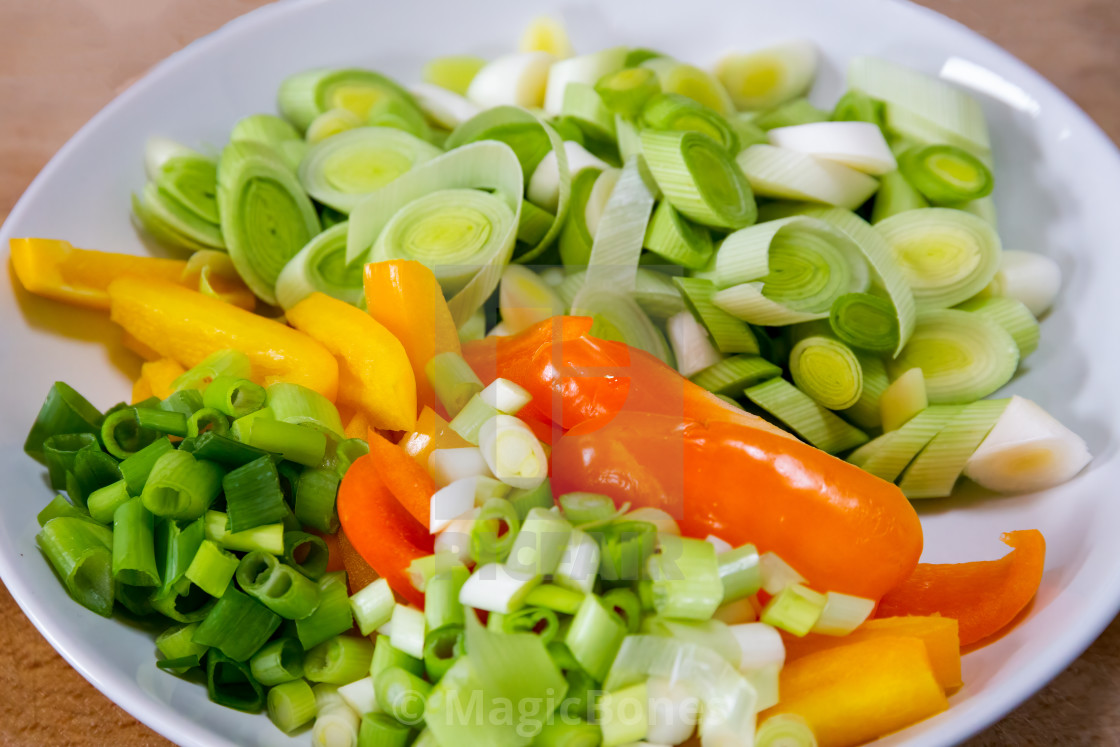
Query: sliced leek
xmin=880 ymin=367 xmax=928 ymax=432
xmin=871 ymin=170 xmax=929 ymax=224
xmin=498 ymin=264 xmax=566 ymax=335
xmin=840 ymin=352 xmax=890 ymax=429
xmin=957 ymin=296 xmax=1040 ymax=358
xmin=900 ymin=398 xmax=1009 ymax=498
xmin=558 ymin=167 xmax=604 ymax=266
xmin=275 ymin=222 xmax=363 ymax=310
xmin=519 ymin=16 xmax=575 ymax=59
xmin=857 ymin=404 xmax=964 ymax=482
xmin=571 ymin=290 xmax=672 ymax=365
xmin=347 ymin=141 xmax=523 ymax=326
xmin=888 ymin=309 xmax=1019 ymax=404
xmin=829 ymin=292 xmax=900 ymax=352
xmin=466 ymin=52 xmax=555 ymax=110
xmin=217 ymin=141 xmax=321 ymax=305
xmin=674 ymin=277 xmax=761 ymax=354
xmin=898 ymin=144 xmax=993 ymax=204
xmin=736 ymin=144 xmax=879 ymax=209
xmin=640 ymin=93 xmax=739 ymax=154
xmin=767 ymin=121 xmax=897 ymax=175
xmin=299 ymin=127 xmax=442 ymax=214
xmin=752 ymin=98 xmax=831 ymax=131
xmin=877 ymin=208 xmax=1002 ymax=311
xmin=544 ymin=47 xmax=628 ymax=115
xmin=409 ymin=83 xmax=480 ymax=131
xmin=745 ymin=377 xmax=868 ymax=454
xmin=595 ymin=67 xmax=661 ymax=118
xmin=643 ymin=60 xmax=736 ymax=117
xmin=580 ymin=158 xmax=655 ymax=293
xmin=278 ymin=68 xmax=416 ymax=133
xmin=690 ymin=354 xmax=780 ymax=396
xmin=667 ymin=311 xmax=722 ymax=378
xmin=714 ymin=40 xmax=818 ymax=111
xmin=422 ymin=55 xmax=486 ymax=96
xmin=584 ymin=167 xmax=621 ymax=239
xmin=528 ymin=141 xmax=608 ymax=213
xmin=305 ymin=108 xmax=363 ymax=145
xmin=560 ymin=83 xmax=616 ymax=142
xmin=984 ymin=249 xmax=1062 ymax=317
xmin=789 ymin=336 xmax=864 ymax=410
xmin=643 ymin=202 xmax=713 ymax=270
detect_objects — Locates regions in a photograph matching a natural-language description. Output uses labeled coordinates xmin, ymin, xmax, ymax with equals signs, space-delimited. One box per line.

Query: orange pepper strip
xmin=138 ymin=358 xmax=187 ymax=401
xmin=337 ymin=455 xmax=431 ymax=607
xmin=876 ymin=530 xmax=1046 ymax=646
xmin=337 ymin=529 xmax=379 ymax=595
xmin=287 ymin=292 xmax=417 ymax=431
xmin=783 ymin=616 xmax=962 ymax=691
xmin=107 ymin=277 xmax=338 ymax=400
xmin=364 ymin=260 xmax=461 ymax=414
xmin=310 ymin=530 xmax=346 ymax=574
xmin=366 ymin=428 xmax=437 ymax=530
xmin=552 ymin=411 xmax=922 ymax=601
xmin=761 ymin=636 xmax=948 ymax=747
xmin=400 ymin=407 xmax=471 ymax=470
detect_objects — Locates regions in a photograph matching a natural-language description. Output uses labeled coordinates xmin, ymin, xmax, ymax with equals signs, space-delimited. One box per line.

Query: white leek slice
xmin=458 ymin=563 xmax=540 ymax=614
xmin=572 ymin=291 xmax=672 ymax=365
xmin=519 ymin=16 xmax=574 ymax=59
xmin=848 ymin=56 xmax=991 ymax=152
xmin=736 ymin=145 xmax=879 ymax=209
xmin=584 ymin=167 xmax=622 ymax=239
xmin=714 ymin=40 xmax=818 ymax=111
xmin=543 ymin=46 xmax=628 ymax=115
xmin=768 ymin=121 xmax=897 ymax=175
xmin=299 ymin=126 xmax=442 ymax=214
xmin=963 ymin=396 xmax=1091 ymax=493
xmin=278 ymin=68 xmax=416 ymax=133
xmin=582 ymin=159 xmax=656 ymax=294
xmin=422 ymin=55 xmax=486 ymax=97
xmin=876 ymin=207 xmax=1002 ymax=311
xmin=554 ymin=528 xmax=601 ymax=595
xmin=478 ymin=414 xmax=549 ymax=490
xmin=347 ymin=141 xmax=523 ymax=326
xmin=428 ymin=447 xmax=493 ymax=487
xmin=668 ymin=311 xmax=722 ymax=378
xmin=409 ymin=83 xmax=481 ymax=130
xmin=466 ymin=52 xmax=555 ymax=110
xmin=984 ymin=249 xmax=1062 ymax=317
xmin=528 ymin=141 xmax=609 ymax=212
xmin=275 ymin=221 xmax=363 ymax=310
xmin=498 ymin=264 xmax=566 ymax=334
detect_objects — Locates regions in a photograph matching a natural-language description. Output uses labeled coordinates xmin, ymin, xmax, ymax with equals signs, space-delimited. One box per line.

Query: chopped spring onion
xmin=507 ymin=507 xmax=573 ymax=576
xmin=667 ymin=310 xmax=723 ymax=378
xmin=715 ymin=40 xmax=818 ymax=111
xmin=118 ymin=437 xmax=175 ymax=495
xmin=296 ymin=572 xmax=354 ymax=650
xmin=859 ymin=405 xmax=965 ymax=482
xmin=877 ymin=207 xmax=1002 ymax=312
xmin=193 ymin=586 xmax=282 ymax=661
xmin=559 ymin=491 xmax=618 ymax=526
xmin=349 ymin=141 xmax=524 ymax=326
xmin=304 ymin=635 xmax=375 ymax=685
xmin=422 ymin=55 xmax=486 ymax=96
xmin=466 ymin=51 xmax=555 ymax=109
xmin=155 ymin=623 xmax=209 ymax=674
xmin=644 ymin=201 xmax=714 ymax=270
xmin=275 ymin=222 xmax=364 ymax=310
xmin=43 ymin=432 xmax=99 ymax=490
xmin=217 ymin=141 xmax=321 ymax=305
xmin=829 ymin=292 xmax=900 ymax=353
xmin=37 ymin=517 xmax=115 ymax=617
xmin=244 ymin=419 xmax=328 ymax=467
xmin=984 ymin=249 xmax=1062 ymax=317
xmin=640 ymin=92 xmax=739 ymax=153
xmin=963 ymin=395 xmax=1092 ymax=493
xmin=204 ymin=510 xmax=284 ymax=555
xmin=428 ymin=447 xmax=493 ymax=487
xmin=187 ymin=408 xmax=229 ymax=439
xmin=408 ymin=552 xmax=467 ymax=593
xmin=760 ymin=583 xmax=826 ymax=637
xmin=206 ymin=650 xmax=266 ymax=713
xmin=459 ymin=563 xmax=540 ymax=614
xmin=337 ymin=677 xmax=379 ymax=719
xmin=479 ymin=378 xmax=533 ymax=416
xmin=871 ymin=169 xmax=930 ymax=224
xmin=756 ymin=714 xmax=819 ymax=747
xmin=184 ymin=539 xmax=238 ymax=598
xmin=736 ymin=144 xmax=879 ymax=209
xmin=648 ymin=535 xmax=723 ymax=621
xmin=718 ymin=544 xmax=763 ymax=603
xmin=284 ymin=531 xmax=330 ymax=580
xmin=478 ymin=414 xmax=549 ymax=490
xmin=425 ymin=566 xmax=469 ymax=632
xmin=141 ymin=449 xmax=224 ymax=521
xmin=449 ymin=395 xmax=499 ymax=446
xmin=236 ymin=550 xmax=321 ymax=620
xmin=498 ymin=265 xmax=566 ymax=335
xmin=880 ymin=367 xmax=929 ymax=432
xmin=101 ymin=408 xmax=157 ymax=460
xmin=203 ymin=376 xmax=266 ymax=420
xmin=759 ymin=551 xmax=807 ymax=596
xmin=554 ymin=528 xmax=601 ymax=596
xmin=597 ymin=681 xmax=649 ymax=747
xmin=768 ymin=121 xmax=897 ymax=174
xmin=507 ymin=481 xmax=555 ymax=522
xmin=470 ymin=497 xmax=521 ymax=565
xmin=37 ymin=495 xmax=93 ymax=528
xmin=888 ymin=309 xmax=1019 ymax=404
xmin=426 ymin=351 xmax=485 ymax=420
xmin=674 ymin=277 xmax=761 ymax=354
xmin=812 ymin=591 xmax=876 ymax=636
xmin=311 ymin=683 xmax=361 ymax=747
xmin=566 ymin=593 xmax=628 ymax=681
xmin=299 ymin=127 xmax=442 ymax=214
xmin=24 ymin=382 xmax=103 ymax=464
xmin=640 ymin=129 xmax=757 ymax=230
xmin=957 ymin=296 xmax=1040 ymax=358
xmin=250 ymin=637 xmax=305 ymax=686
xmin=899 ymin=144 xmax=993 ymax=203
xmin=359 ymin=713 xmax=411 ymax=747
xmin=372 ymin=632 xmax=425 ymax=680
xmin=789 ymin=335 xmax=864 ymax=410
xmin=429 ymin=478 xmax=482 ymax=535
xmin=267 ymin=679 xmax=317 ymax=734
xmin=899 ymin=398 xmax=1009 ymax=498
xmin=171 ymin=349 xmax=253 ymax=393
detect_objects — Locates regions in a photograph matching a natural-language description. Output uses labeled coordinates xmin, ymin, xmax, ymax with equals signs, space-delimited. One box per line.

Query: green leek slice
xmin=899 ymin=398 xmax=1009 ymax=498
xmin=580 ymin=159 xmax=655 ymax=293
xmin=736 ymin=144 xmax=879 ymax=209
xmin=856 ymin=404 xmax=964 ymax=482
xmin=789 ymin=335 xmax=864 ymax=410
xmin=422 ymin=55 xmax=486 ymax=96
xmin=560 ymin=83 xmax=616 ymax=142
xmin=899 ymin=144 xmax=993 ymax=204
xmin=880 ymin=367 xmax=928 ymax=432
xmin=305 ymin=108 xmax=363 ymax=145
xmin=744 ymin=377 xmax=868 ymax=454
xmin=674 ymin=277 xmax=761 ymax=354
xmin=876 ymin=207 xmax=1002 ymax=311
xmin=595 ymin=67 xmax=660 ymax=118
xmin=275 ymin=222 xmax=363 ymax=309
xmin=543 ymin=47 xmax=629 ymax=114
xmin=642 ymin=59 xmax=736 ymax=117
xmin=957 ymin=296 xmax=1040 ymax=358
xmin=871 ymin=170 xmax=929 ymax=224
xmin=640 ymin=129 xmax=757 ymax=230
xmin=278 ymin=68 xmax=416 ymax=133
xmin=829 ymin=292 xmax=900 ymax=352
xmin=714 ymin=41 xmax=818 ymax=111
xmin=888 ymin=309 xmax=1019 ymax=404
xmin=751 ymin=98 xmax=831 ymax=131
xmin=690 ymin=354 xmax=780 ymax=395
xmin=299 ymin=127 xmax=442 ymax=214
xmin=840 ymin=352 xmax=890 ymax=429
xmin=217 ymin=141 xmax=321 ymax=305
xmin=466 ymin=51 xmax=554 ymax=110
xmin=558 ymin=167 xmax=604 ymax=266
xmin=347 ymin=141 xmax=523 ymax=326
xmin=640 ymin=93 xmax=739 ymax=153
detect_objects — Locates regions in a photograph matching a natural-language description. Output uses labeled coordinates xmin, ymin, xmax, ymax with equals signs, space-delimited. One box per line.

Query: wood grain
xmin=0 ymin=1 xmax=1117 ymax=744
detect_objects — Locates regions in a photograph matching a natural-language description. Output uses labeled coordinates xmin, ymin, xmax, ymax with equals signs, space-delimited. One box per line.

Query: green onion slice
xmin=217 ymin=141 xmax=321 ymax=305
xmin=37 ymin=517 xmax=115 ymax=617
xmin=274 ymin=221 xmax=363 ymax=310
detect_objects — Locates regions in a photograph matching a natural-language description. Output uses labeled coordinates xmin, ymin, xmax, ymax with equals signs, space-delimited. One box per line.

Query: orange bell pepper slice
xmin=337 ymin=529 xmax=379 ymax=595
xmin=366 ymin=429 xmax=438 ymax=530
xmin=364 ymin=260 xmax=460 ymax=414
xmin=287 ymin=292 xmax=417 ymax=431
xmin=400 ymin=407 xmax=472 ymax=470
xmin=761 ymin=636 xmax=948 ymax=747
xmin=107 ymin=277 xmax=338 ymax=400
xmin=10 ymin=238 xmax=254 ymax=310
xmin=552 ymin=410 xmax=922 ymax=601
xmin=784 ymin=616 xmax=962 ymax=691
xmin=337 ymin=455 xmax=431 ymax=607
xmin=876 ymin=530 xmax=1046 ymax=646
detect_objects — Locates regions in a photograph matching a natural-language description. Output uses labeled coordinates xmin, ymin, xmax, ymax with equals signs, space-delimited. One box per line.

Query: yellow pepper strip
xmin=131 ymin=377 xmax=154 ymax=404
xmin=783 ymin=615 xmax=962 ymax=691
xmin=287 ymin=292 xmax=417 ymax=432
xmin=121 ymin=331 xmax=162 ymax=361
xmin=181 ymin=250 xmax=256 ymax=310
xmin=399 ymin=406 xmax=471 ymax=470
xmin=344 ymin=410 xmax=373 ymax=440
xmin=761 ymin=636 xmax=948 ymax=747
xmin=140 ymin=358 xmax=187 ymax=401
xmin=107 ymin=277 xmax=338 ymax=400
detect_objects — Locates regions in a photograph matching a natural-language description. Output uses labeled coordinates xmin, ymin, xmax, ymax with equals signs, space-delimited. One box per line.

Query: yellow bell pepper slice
xmin=399 ymin=406 xmax=472 ymax=470
xmin=107 ymin=277 xmax=338 ymax=400
xmin=9 ymin=238 xmax=255 ymax=311
xmin=287 ymin=292 xmax=417 ymax=432
xmin=131 ymin=377 xmax=154 ymax=404
xmin=761 ymin=636 xmax=948 ymax=747
xmin=132 ymin=358 xmax=187 ymax=403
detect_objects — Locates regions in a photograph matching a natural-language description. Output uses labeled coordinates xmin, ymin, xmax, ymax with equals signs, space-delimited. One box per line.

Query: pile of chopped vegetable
xmin=9 ymin=15 xmax=1090 ymax=747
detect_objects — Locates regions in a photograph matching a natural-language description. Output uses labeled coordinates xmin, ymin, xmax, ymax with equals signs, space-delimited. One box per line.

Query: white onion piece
xmin=767 ymin=121 xmax=897 ymax=175
xmin=543 ymin=46 xmax=628 ymax=115
xmin=728 ymin=622 xmax=786 ymax=671
xmin=528 ymin=141 xmax=610 ymax=212
xmin=409 ymin=83 xmax=480 ymax=130
xmin=466 ymin=51 xmax=555 ymax=109
xmin=964 ymin=395 xmax=1091 ymax=492
xmin=986 ymin=249 xmax=1062 ymax=317
xmin=667 ymin=311 xmax=722 ymax=378
xmin=584 ymin=167 xmax=622 ymax=239
xmin=646 ymin=676 xmax=701 ymax=745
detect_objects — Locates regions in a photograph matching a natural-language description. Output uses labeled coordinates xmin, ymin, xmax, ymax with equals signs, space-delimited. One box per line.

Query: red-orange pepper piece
xmin=366 ymin=428 xmax=437 ymax=530
xmin=876 ymin=530 xmax=1046 ymax=646
xmin=337 ymin=455 xmax=431 ymax=608
xmin=552 ymin=411 xmax=922 ymax=601
xmin=337 ymin=529 xmax=379 ymax=595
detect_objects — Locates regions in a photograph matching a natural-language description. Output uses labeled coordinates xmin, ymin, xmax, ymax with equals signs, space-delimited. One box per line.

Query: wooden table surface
xmin=2 ymin=0 xmax=1118 ymax=744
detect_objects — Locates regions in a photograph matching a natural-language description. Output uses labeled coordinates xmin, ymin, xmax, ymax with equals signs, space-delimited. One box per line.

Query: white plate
xmin=2 ymin=0 xmax=1119 ymax=744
